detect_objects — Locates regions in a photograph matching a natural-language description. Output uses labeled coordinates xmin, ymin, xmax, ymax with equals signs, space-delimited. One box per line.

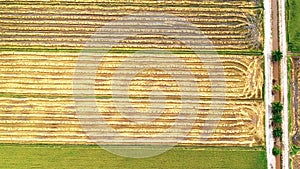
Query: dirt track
xmin=271 ymin=0 xmax=281 ymax=168
xmin=271 ymin=0 xmax=289 ymax=168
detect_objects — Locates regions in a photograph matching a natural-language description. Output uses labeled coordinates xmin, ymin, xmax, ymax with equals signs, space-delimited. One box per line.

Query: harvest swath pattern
xmin=0 ymin=52 xmax=263 ymax=99
xmin=0 ymin=51 xmax=264 ymax=146
xmin=294 ymin=154 xmax=300 ymax=169
xmin=0 ymin=0 xmax=264 ymax=146
xmin=0 ymin=98 xmax=264 ymax=145
xmin=1 ymin=0 xmax=262 ymax=50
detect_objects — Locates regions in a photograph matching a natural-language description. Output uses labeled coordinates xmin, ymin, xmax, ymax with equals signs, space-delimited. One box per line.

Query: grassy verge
xmin=288 ymin=56 xmax=293 ymax=132
xmin=287 ymin=0 xmax=300 ymax=52
xmin=290 ymin=144 xmax=300 ymax=156
xmin=0 ymin=144 xmax=267 ymax=169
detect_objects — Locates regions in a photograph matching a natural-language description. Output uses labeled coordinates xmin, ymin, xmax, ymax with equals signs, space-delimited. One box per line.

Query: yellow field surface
xmin=0 ymin=0 xmax=262 ymax=50
xmin=0 ymin=98 xmax=264 ymax=146
xmin=0 ymin=52 xmax=263 ymax=99
xmin=0 ymin=0 xmax=264 ymax=147
xmin=0 ymin=51 xmax=264 ymax=146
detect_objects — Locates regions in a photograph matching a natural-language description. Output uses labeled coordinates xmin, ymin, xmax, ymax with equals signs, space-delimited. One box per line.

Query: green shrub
xmin=272 ymin=50 xmax=283 ymax=62
xmin=272 ymin=147 xmax=281 ymax=156
xmin=290 ymin=144 xmax=300 ymax=156
xmin=271 ymin=102 xmax=283 ymax=114
xmin=273 ymin=84 xmax=281 ymax=92
xmin=272 ymin=113 xmax=282 ymax=124
xmin=273 ymin=127 xmax=283 ymax=138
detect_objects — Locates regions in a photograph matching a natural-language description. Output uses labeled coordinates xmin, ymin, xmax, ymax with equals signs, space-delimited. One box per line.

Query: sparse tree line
xmin=271 ymin=101 xmax=283 ymax=156
xmin=271 ymin=50 xmax=283 ymax=156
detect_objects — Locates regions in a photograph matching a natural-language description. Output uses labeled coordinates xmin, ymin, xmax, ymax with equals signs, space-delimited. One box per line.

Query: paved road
xmin=264 ymin=0 xmax=276 ymax=168
xmin=279 ymin=0 xmax=290 ymax=168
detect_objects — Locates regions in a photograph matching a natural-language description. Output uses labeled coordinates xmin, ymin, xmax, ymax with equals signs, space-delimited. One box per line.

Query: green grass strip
xmin=288 ymin=56 xmax=293 ymax=132
xmin=0 ymin=143 xmax=267 ymax=169
xmin=287 ymin=0 xmax=300 ymax=52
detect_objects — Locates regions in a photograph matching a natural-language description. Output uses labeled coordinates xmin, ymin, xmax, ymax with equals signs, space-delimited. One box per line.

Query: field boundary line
xmin=0 ymin=47 xmax=264 ymax=55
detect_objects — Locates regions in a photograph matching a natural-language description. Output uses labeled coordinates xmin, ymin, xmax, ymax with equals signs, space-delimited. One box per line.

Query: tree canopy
xmin=273 ymin=127 xmax=283 ymax=138
xmin=271 ymin=102 xmax=283 ymax=114
xmin=272 ymin=50 xmax=283 ymax=62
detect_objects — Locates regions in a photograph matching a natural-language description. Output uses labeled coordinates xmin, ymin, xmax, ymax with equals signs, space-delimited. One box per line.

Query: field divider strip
xmin=0 ymin=47 xmax=263 ymax=56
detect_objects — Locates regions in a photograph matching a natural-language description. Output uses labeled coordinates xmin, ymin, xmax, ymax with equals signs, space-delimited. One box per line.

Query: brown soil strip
xmin=271 ymin=0 xmax=281 ymax=168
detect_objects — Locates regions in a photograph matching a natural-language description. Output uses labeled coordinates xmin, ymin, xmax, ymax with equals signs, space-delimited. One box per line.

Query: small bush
xmin=272 ymin=50 xmax=283 ymax=62
xmin=273 ymin=127 xmax=283 ymax=138
xmin=272 ymin=147 xmax=281 ymax=156
xmin=290 ymin=144 xmax=300 ymax=156
xmin=272 ymin=113 xmax=282 ymax=124
xmin=271 ymin=102 xmax=283 ymax=114
xmin=273 ymin=84 xmax=281 ymax=92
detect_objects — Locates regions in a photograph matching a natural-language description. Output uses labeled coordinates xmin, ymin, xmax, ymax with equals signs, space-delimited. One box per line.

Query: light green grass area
xmin=288 ymin=0 xmax=300 ymax=52
xmin=0 ymin=144 xmax=266 ymax=169
xmin=288 ymin=56 xmax=293 ymax=132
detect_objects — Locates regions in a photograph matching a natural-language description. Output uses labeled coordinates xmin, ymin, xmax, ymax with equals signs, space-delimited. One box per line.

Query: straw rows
xmin=0 ymin=0 xmax=264 ymax=146
xmin=0 ymin=51 xmax=265 ymax=146
xmin=0 ymin=52 xmax=263 ymax=99
xmin=0 ymin=2 xmax=262 ymax=50
xmin=0 ymin=98 xmax=264 ymax=146
xmin=0 ymin=0 xmax=260 ymax=8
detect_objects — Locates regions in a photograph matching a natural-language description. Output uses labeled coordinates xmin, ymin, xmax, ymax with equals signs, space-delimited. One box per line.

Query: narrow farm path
xmin=271 ymin=0 xmax=282 ymax=168
xmin=270 ymin=0 xmax=289 ymax=168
